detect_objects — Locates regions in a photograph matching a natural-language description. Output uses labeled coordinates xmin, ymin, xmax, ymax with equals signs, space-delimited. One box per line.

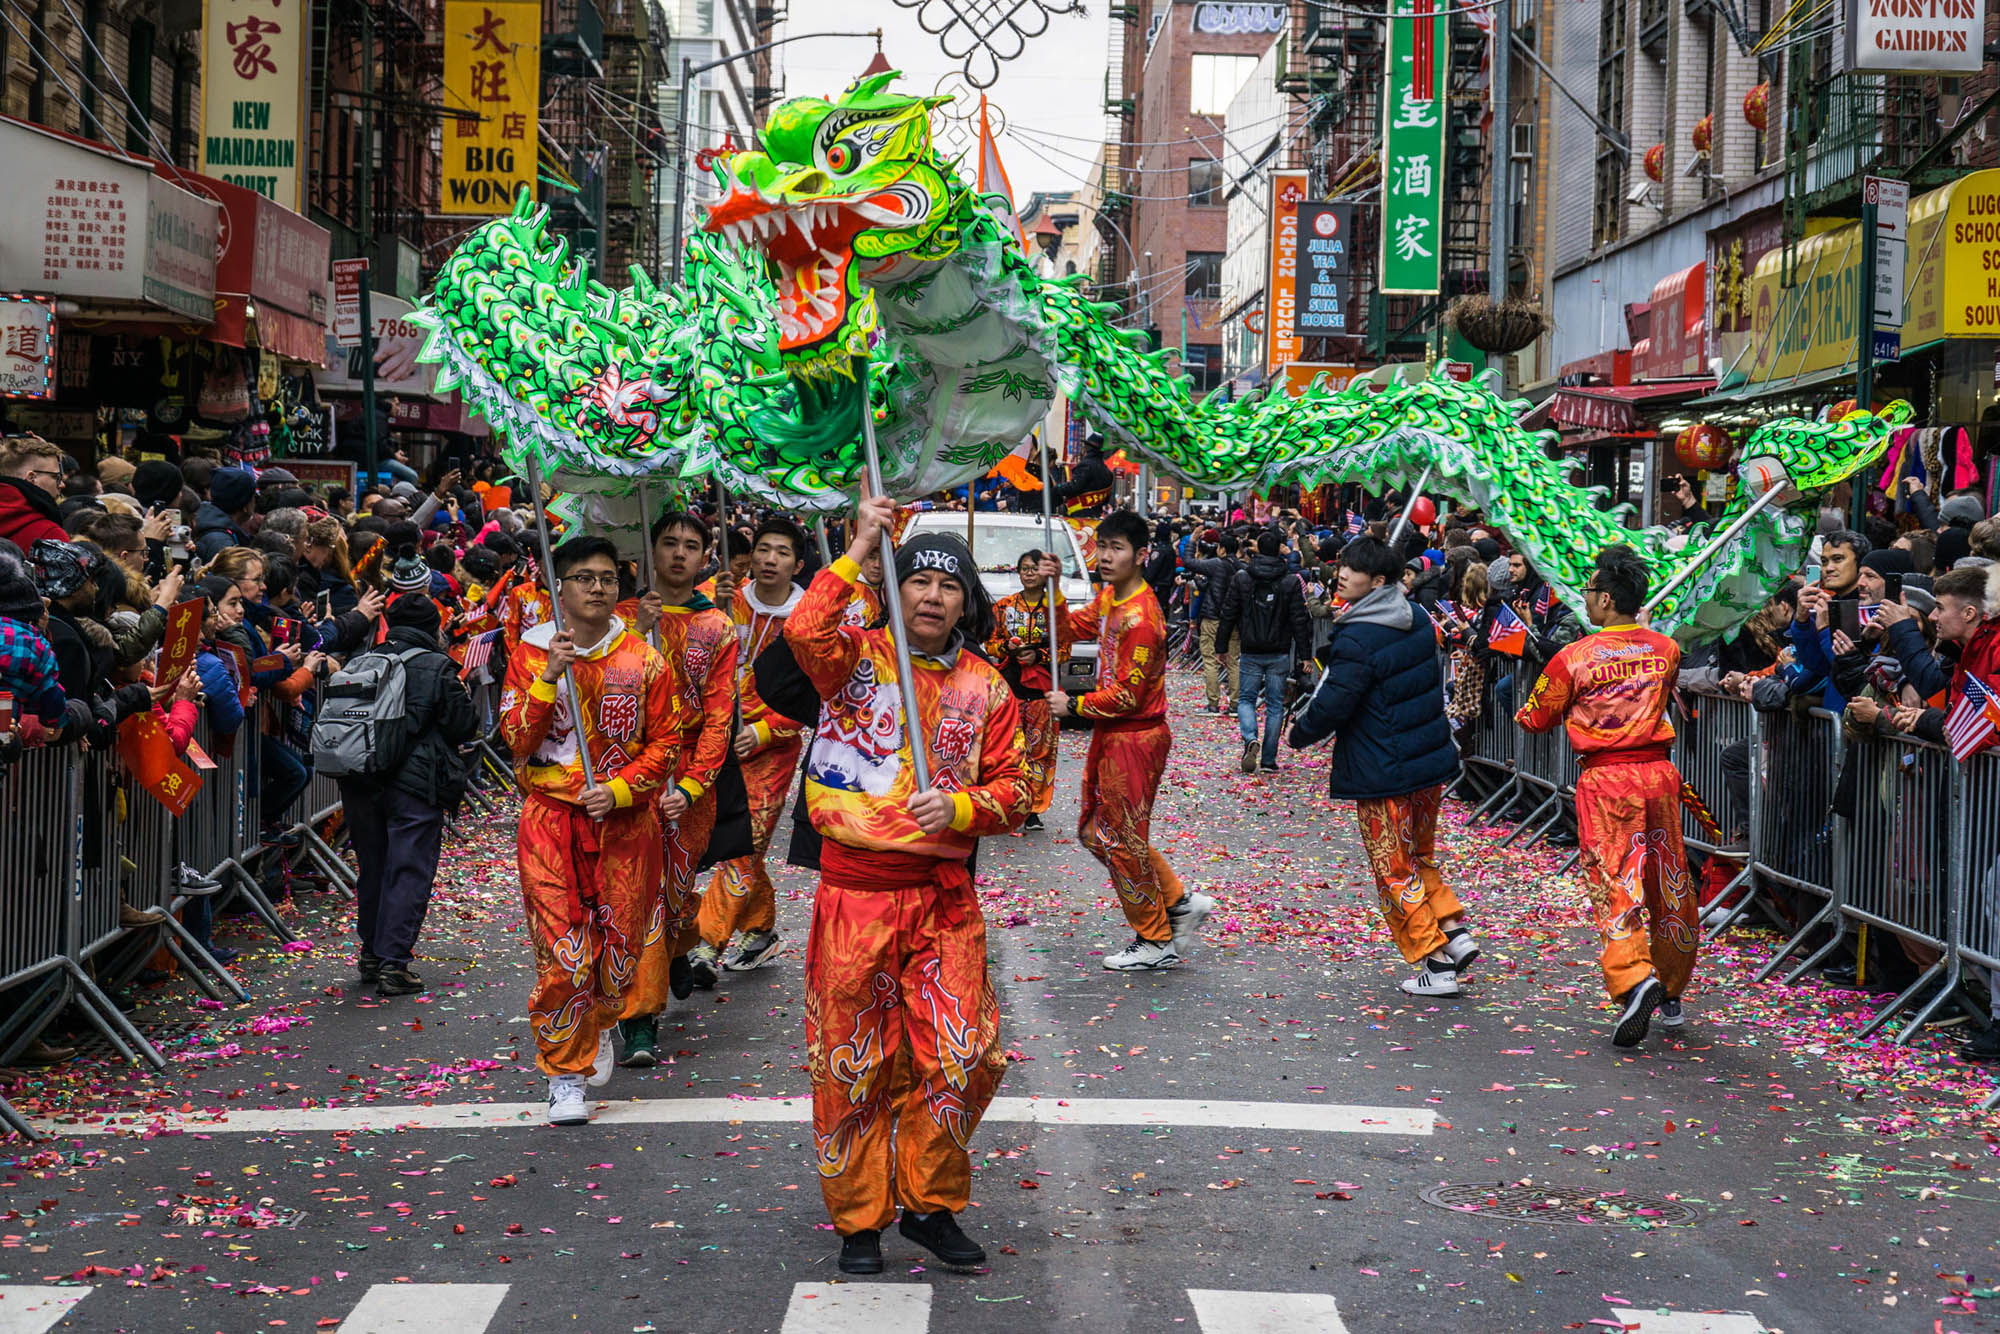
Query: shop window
xmin=1188 ymin=157 xmax=1223 ymax=205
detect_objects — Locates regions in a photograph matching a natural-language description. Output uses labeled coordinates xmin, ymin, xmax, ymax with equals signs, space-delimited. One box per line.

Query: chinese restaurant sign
xmin=200 ymin=0 xmax=307 ymax=208
xmin=1294 ymin=202 xmax=1355 ymax=336
xmin=442 ymin=0 xmax=541 ymax=215
xmin=1379 ymin=0 xmax=1448 ymax=295
xmin=1263 ymin=169 xmax=1308 ymax=371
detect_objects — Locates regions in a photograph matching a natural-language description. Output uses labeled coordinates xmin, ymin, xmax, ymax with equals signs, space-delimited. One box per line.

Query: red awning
xmin=1637 ymin=261 xmax=1706 ymax=380
xmin=1548 ymin=380 xmax=1715 ymax=434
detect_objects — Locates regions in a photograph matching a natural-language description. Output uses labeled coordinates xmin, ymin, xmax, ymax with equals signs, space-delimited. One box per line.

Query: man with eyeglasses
xmin=1517 ymin=545 xmax=1694 ymax=1049
xmin=500 ymin=535 xmax=684 ymax=1126
xmin=0 ymin=435 xmax=71 ymax=551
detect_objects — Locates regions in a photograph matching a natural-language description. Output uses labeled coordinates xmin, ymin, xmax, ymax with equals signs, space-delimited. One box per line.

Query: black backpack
xmin=1237 ymin=570 xmax=1289 ymax=653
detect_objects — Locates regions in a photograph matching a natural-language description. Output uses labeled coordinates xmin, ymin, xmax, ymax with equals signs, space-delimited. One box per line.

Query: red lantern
xmin=1692 ymin=114 xmax=1713 ymax=154
xmin=1743 ymin=82 xmax=1770 ymax=131
xmin=1644 ymin=144 xmax=1666 ymax=182
xmin=1409 ymin=495 xmax=1437 ymax=527
xmin=1827 ymin=398 xmax=1858 ymax=420
xmin=1674 ymin=423 xmax=1733 ymax=471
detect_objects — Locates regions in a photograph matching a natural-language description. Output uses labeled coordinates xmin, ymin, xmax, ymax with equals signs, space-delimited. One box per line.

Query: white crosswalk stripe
xmin=332 ymin=1283 xmax=511 ymax=1333
xmin=1611 ymin=1311 xmax=1768 ymax=1334
xmin=1187 ymin=1288 xmax=1350 ymax=1334
xmin=0 ymin=1288 xmax=89 ymax=1334
xmin=780 ymin=1281 xmax=932 ymax=1334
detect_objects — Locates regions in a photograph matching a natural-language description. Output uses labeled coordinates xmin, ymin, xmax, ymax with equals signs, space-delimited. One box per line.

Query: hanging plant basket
xmin=1447 ymin=295 xmax=1549 ymax=356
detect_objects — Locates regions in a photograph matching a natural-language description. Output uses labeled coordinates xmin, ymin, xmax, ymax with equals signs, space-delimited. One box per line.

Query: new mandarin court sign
xmin=200 ymin=0 xmax=307 ymax=208
xmin=442 ymin=0 xmax=541 ymax=215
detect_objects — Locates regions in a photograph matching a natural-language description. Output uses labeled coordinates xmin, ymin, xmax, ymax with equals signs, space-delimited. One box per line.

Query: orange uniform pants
xmin=518 ymin=793 xmax=662 ymax=1075
xmin=1354 ymin=785 xmax=1462 ymax=963
xmin=805 ymin=849 xmax=1005 ymax=1236
xmin=697 ymin=738 xmax=800 ymax=949
xmin=1078 ymin=721 xmax=1184 ymax=942
xmin=624 ymin=785 xmax=719 ymax=1016
xmin=1574 ymin=758 xmax=1698 ymax=1000
xmin=1017 ymin=697 xmax=1059 ymax=815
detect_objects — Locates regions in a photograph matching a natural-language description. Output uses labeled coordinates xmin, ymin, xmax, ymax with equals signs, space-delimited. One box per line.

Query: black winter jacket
xmin=1216 ymin=553 xmax=1311 ymax=659
xmin=1288 ymin=585 xmax=1459 ymax=800
xmin=356 ymin=625 xmax=479 ymax=809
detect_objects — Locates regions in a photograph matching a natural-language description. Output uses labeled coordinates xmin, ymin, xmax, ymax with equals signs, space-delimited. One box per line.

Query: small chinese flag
xmin=118 ymin=712 xmax=203 ymax=816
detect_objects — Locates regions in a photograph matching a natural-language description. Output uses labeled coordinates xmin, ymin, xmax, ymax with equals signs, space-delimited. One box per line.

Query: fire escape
xmin=543 ymin=0 xmax=608 ymax=275
xmin=1093 ymin=0 xmax=1139 ymax=308
xmin=595 ymin=0 xmax=667 ymax=278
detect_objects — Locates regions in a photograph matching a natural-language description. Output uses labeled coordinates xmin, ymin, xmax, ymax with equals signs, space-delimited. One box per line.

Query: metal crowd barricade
xmin=1718 ymin=707 xmax=1849 ymax=984
xmin=1672 ymin=689 xmax=1755 ymax=858
xmin=1957 ymin=752 xmax=2000 ymax=1111
xmin=281 ymin=764 xmax=358 ymax=894
xmin=183 ymin=720 xmax=295 ymax=943
xmin=1501 ymin=712 xmax=1577 ymax=853
xmin=0 ymin=747 xmax=83 ymax=1139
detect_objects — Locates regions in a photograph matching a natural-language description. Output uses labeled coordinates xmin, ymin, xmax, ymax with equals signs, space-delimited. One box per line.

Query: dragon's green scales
xmin=413 ymin=71 xmax=1904 ymax=642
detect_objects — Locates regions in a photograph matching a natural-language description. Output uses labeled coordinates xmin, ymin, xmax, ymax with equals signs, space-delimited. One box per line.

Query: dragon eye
xmin=826 ymin=142 xmax=852 ymax=172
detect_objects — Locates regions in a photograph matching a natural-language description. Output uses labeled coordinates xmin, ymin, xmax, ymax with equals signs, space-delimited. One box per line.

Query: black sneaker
xmin=1612 ymin=976 xmax=1663 ymax=1048
xmin=686 ymin=944 xmax=719 ymax=990
xmin=1022 ymin=812 xmax=1044 ymax=831
xmin=1258 ymin=760 xmax=1280 ymax=772
xmin=357 ymin=952 xmax=382 ymax=983
xmin=376 ymin=966 xmax=425 ymax=997
xmin=669 ymin=953 xmax=693 ymax=1001
xmin=1240 ymin=742 xmax=1257 ymax=774
xmin=1962 ymin=1024 xmax=2000 ymax=1064
xmin=839 ymin=1229 xmax=884 ymax=1275
xmin=618 ymin=1016 xmax=658 ymax=1066
xmin=899 ymin=1209 xmax=987 ymax=1267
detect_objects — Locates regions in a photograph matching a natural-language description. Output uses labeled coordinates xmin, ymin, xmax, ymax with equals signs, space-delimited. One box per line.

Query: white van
xmin=899 ymin=511 xmax=1098 ymax=696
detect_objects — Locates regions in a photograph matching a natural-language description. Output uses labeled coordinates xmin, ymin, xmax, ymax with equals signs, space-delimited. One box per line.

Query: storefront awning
xmin=1637 ymin=261 xmax=1705 ymax=381
xmin=0 ymin=116 xmax=218 ymax=322
xmin=1693 ymin=338 xmax=1945 ymax=407
xmin=1548 ymin=380 xmax=1716 ymax=433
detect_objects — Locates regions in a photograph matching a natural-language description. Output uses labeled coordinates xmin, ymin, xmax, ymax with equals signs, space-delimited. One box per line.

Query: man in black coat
xmin=1288 ymin=535 xmax=1478 ymax=997
xmin=1217 ymin=528 xmax=1312 ymax=772
xmin=341 ymin=592 xmax=480 ymax=996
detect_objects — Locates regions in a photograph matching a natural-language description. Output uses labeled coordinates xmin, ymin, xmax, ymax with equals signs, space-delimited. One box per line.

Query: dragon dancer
xmin=499 ymin=536 xmax=682 ymax=1125
xmin=1517 ymin=545 xmax=1695 ymax=1049
xmin=787 ymin=494 xmax=1024 ymax=1276
xmin=1046 ymin=511 xmax=1215 ymax=971
xmin=691 ymin=517 xmax=809 ymax=985
xmin=614 ymin=510 xmax=738 ymax=1066
xmin=987 ymin=547 xmax=1070 ymax=828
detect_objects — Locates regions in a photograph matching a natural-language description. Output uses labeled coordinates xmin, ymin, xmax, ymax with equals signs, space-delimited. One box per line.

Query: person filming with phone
xmin=1790 ymin=528 xmax=1872 ymax=713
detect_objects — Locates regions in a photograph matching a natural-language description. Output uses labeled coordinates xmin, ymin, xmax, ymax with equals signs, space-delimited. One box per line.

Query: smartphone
xmin=1832 ymin=599 xmax=1863 ymax=640
xmin=314 ymin=591 xmax=332 ymax=621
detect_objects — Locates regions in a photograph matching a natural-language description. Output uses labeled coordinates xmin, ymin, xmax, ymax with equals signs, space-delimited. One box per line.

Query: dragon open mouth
xmin=703 ymin=190 xmax=912 ymax=351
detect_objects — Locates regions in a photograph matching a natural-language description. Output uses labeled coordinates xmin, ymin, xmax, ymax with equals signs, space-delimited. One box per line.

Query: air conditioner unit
xmin=1510 ymin=123 xmax=1534 ymax=161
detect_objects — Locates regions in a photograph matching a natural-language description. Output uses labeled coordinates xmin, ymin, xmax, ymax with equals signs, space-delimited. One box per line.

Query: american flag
xmin=1858 ymin=602 xmax=1882 ymax=627
xmin=1346 ymin=512 xmax=1365 ymax=535
xmin=1488 ymin=603 xmax=1528 ymax=656
xmin=1435 ymin=598 xmax=1460 ymax=621
xmin=459 ymin=629 xmax=501 ymax=682
xmin=1532 ymin=584 xmax=1552 ymax=618
xmin=1945 ymin=672 xmax=2000 ymax=761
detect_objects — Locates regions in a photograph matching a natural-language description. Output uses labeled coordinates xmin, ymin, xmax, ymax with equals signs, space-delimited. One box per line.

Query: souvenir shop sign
xmin=441 ymin=0 xmax=541 ymax=215
xmin=0 ymin=119 xmax=219 ymax=321
xmin=199 ymin=0 xmax=307 ymax=208
xmin=1264 ymin=170 xmax=1308 ymax=370
xmin=0 ymin=295 xmax=55 ymax=399
xmin=1379 ymin=0 xmax=1448 ymax=295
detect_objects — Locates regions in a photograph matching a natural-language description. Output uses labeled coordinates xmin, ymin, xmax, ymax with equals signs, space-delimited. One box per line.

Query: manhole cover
xmin=1420 ymin=1182 xmax=1700 ymax=1227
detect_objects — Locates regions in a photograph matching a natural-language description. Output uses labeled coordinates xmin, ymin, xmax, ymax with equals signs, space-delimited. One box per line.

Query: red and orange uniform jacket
xmin=502 ymin=579 xmax=553 ymax=653
xmin=657 ymin=596 xmax=737 ymax=803
xmin=730 ymin=583 xmax=807 ymax=750
xmin=785 ymin=558 xmax=1027 ymax=860
xmin=498 ymin=617 xmax=684 ymax=810
xmin=987 ymin=587 xmax=1072 ymax=692
xmin=1065 ymin=582 xmax=1168 ymax=724
xmin=1515 ymin=623 xmax=1681 ymax=764
xmin=842 ymin=577 xmax=886 ymax=628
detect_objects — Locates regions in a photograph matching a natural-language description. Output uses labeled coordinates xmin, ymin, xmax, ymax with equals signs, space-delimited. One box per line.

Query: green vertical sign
xmin=1379 ymin=0 xmax=1448 ymax=295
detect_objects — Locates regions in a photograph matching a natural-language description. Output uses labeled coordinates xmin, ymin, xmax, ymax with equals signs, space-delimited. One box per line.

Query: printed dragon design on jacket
xmin=413 ymin=71 xmax=1903 ymax=641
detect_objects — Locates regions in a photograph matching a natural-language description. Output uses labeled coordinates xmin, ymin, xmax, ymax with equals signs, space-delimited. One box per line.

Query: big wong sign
xmin=442 ymin=0 xmax=542 ymax=215
xmin=200 ymin=0 xmax=307 ymax=208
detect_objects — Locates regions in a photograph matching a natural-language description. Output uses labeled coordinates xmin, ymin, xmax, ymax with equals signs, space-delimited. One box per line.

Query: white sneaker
xmin=1442 ymin=930 xmax=1481 ymax=974
xmin=1103 ymin=938 xmax=1181 ymax=971
xmin=1400 ymin=964 xmax=1461 ymax=997
xmin=587 ymin=1027 xmax=615 ymax=1087
xmin=1166 ymin=891 xmax=1216 ymax=954
xmin=547 ymin=1074 xmax=590 ymax=1126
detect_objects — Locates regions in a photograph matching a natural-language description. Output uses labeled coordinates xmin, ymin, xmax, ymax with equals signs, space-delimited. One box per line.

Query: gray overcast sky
xmin=775 ymin=0 xmax=1111 ymax=203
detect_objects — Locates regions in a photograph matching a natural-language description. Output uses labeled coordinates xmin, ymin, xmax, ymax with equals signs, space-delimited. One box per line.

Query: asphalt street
xmin=3 ymin=680 xmax=1997 ymax=1334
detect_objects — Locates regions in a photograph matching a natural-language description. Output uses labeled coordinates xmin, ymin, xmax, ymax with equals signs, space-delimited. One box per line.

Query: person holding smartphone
xmin=1790 ymin=529 xmax=1872 ymax=713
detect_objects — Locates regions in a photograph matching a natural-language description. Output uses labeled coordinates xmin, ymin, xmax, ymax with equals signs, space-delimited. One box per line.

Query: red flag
xmin=117 ymin=712 xmax=202 ymax=816
xmin=1488 ymin=603 xmax=1528 ymax=656
xmin=156 ymin=598 xmax=205 ymax=690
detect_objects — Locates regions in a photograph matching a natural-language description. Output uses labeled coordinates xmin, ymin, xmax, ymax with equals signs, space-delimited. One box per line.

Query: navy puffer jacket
xmin=1288 ymin=584 xmax=1459 ymax=800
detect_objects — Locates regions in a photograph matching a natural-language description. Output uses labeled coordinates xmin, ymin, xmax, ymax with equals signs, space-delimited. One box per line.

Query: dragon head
xmin=700 ymin=72 xmax=967 ymax=372
xmin=1735 ymin=399 xmax=1911 ymax=498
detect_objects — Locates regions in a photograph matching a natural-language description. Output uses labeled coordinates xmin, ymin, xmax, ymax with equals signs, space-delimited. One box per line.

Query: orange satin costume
xmin=697 ymin=583 xmax=806 ymax=950
xmin=1066 ymin=582 xmax=1185 ymax=942
xmin=987 ymin=586 xmax=1071 ymax=815
xmin=786 ymin=557 xmax=1026 ymax=1236
xmin=1355 ymin=785 xmax=1463 ymax=963
xmin=499 ymin=618 xmax=681 ymax=1075
xmin=1517 ymin=624 xmax=1697 ymax=1000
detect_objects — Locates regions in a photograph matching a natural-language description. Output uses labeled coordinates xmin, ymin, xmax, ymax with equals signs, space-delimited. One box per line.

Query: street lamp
xmin=668 ymin=28 xmax=884 ymax=285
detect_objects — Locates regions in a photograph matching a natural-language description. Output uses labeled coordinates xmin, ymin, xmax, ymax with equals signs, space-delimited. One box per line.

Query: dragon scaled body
xmin=413 ymin=72 xmax=1903 ymax=642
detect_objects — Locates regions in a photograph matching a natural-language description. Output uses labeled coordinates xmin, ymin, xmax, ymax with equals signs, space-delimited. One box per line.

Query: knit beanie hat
xmin=1860 ymin=547 xmax=1912 ymax=601
xmin=28 ymin=538 xmax=98 ymax=600
xmin=210 ymin=467 xmax=257 ymax=514
xmin=893 ymin=531 xmax=993 ymax=646
xmin=1941 ymin=494 xmax=1987 ymax=527
xmin=133 ymin=460 xmax=185 ymax=509
xmin=1936 ymin=528 xmax=1972 ymax=572
xmin=0 ymin=551 xmax=44 ymax=620
xmin=387 ymin=545 xmax=432 ymax=594
xmin=385 ymin=590 xmax=440 ymax=634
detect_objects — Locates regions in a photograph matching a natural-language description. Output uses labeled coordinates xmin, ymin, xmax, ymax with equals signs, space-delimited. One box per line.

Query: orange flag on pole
xmin=977 ymin=94 xmax=1029 ymax=254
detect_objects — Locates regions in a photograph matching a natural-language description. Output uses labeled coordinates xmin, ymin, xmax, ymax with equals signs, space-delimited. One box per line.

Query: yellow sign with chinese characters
xmin=200 ymin=0 xmax=307 ymax=208
xmin=441 ymin=0 xmax=540 ymax=216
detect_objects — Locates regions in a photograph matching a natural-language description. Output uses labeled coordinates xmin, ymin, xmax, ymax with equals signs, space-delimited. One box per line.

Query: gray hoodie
xmin=1334 ymin=583 xmax=1414 ymax=633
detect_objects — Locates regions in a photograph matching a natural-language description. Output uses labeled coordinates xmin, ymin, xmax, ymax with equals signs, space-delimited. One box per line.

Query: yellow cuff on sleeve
xmin=752 ymin=720 xmax=773 ymax=747
xmin=608 ymin=778 xmax=636 ymax=809
xmin=676 ymin=777 xmax=705 ymax=801
xmin=948 ymin=791 xmax=976 ymax=832
xmin=528 ymin=677 xmax=560 ymax=703
xmin=830 ymin=555 xmax=862 ymax=583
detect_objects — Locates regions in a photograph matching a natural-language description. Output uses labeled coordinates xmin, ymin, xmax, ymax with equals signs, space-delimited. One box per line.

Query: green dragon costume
xmin=413 ymin=71 xmax=1905 ymax=642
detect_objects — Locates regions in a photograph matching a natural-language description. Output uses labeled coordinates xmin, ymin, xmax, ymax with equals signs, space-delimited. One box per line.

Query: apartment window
xmin=1592 ymin=0 xmax=1629 ymax=249
xmin=1188 ymin=158 xmax=1223 ymax=205
xmin=1184 ymin=343 xmax=1223 ymax=394
xmin=1189 ymin=54 xmax=1258 ymax=115
xmin=1186 ymin=250 xmax=1224 ymax=300
xmin=125 ymin=20 xmax=155 ymax=154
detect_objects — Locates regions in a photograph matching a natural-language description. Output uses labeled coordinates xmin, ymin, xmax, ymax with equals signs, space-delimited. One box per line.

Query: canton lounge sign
xmin=200 ymin=0 xmax=307 ymax=208
xmin=1847 ymin=0 xmax=1987 ymax=74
